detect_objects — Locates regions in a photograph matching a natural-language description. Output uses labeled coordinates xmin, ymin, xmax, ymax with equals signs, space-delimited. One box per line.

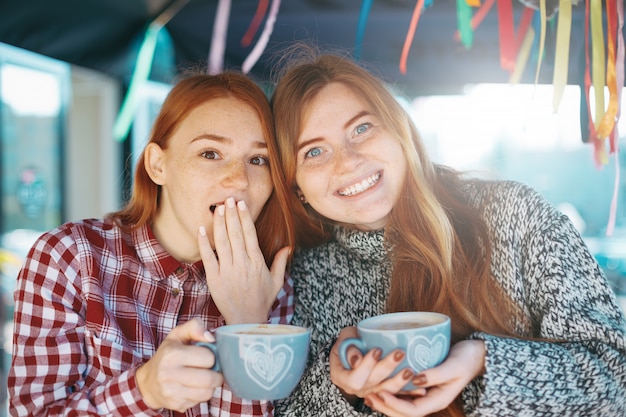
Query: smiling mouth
xmin=338 ymin=172 xmax=381 ymax=196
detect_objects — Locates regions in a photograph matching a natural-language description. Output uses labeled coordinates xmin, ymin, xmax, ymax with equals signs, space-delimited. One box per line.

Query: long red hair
xmin=109 ymin=71 xmax=294 ymax=266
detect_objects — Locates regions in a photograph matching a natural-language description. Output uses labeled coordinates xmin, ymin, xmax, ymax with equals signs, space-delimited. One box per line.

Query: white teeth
xmin=338 ymin=172 xmax=381 ymax=196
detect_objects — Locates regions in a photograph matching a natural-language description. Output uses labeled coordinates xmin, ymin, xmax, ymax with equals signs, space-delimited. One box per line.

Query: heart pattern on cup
xmin=406 ymin=334 xmax=447 ymax=371
xmin=244 ymin=343 xmax=294 ymax=390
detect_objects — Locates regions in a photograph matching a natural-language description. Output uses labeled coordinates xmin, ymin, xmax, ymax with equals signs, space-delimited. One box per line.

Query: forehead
xmin=175 ymin=96 xmax=265 ymax=141
xmin=304 ymin=83 xmax=367 ymax=120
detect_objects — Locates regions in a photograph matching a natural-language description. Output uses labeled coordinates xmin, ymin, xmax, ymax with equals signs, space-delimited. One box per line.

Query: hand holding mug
xmin=364 ymin=339 xmax=486 ymax=417
xmin=197 ymin=323 xmax=311 ymax=400
xmin=339 ymin=312 xmax=451 ymax=390
xmin=136 ymin=318 xmax=224 ymax=412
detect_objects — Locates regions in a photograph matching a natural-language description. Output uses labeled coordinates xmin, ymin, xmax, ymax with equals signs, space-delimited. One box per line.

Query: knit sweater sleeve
xmin=464 ymin=182 xmax=626 ymax=416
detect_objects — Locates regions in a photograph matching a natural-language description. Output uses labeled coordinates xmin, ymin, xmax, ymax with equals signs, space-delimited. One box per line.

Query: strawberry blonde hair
xmin=272 ymin=46 xmax=521 ymax=417
xmin=109 ymin=71 xmax=294 ymax=265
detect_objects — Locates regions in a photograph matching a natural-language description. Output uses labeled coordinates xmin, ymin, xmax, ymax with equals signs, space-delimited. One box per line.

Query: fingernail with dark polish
xmin=393 ymin=350 xmax=405 ymax=361
xmin=402 ymin=368 xmax=414 ymax=379
xmin=372 ymin=348 xmax=383 ymax=360
xmin=413 ymin=374 xmax=427 ymax=386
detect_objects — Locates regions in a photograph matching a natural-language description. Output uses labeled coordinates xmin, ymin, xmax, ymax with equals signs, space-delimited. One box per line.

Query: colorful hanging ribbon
xmin=496 ymin=1 xmax=534 ymax=73
xmin=241 ymin=0 xmax=269 ymax=47
xmin=604 ymin=0 xmax=624 ymax=236
xmin=113 ymin=0 xmax=189 ymax=142
xmin=454 ymin=0 xmax=495 ymax=42
xmin=612 ymin=0 xmax=625 ymax=153
xmin=400 ymin=0 xmax=425 ymax=74
xmin=456 ymin=0 xmax=474 ymax=48
xmin=208 ymin=0 xmax=231 ymax=74
xmin=509 ymin=25 xmax=535 ymax=84
xmin=590 ymin=0 xmax=606 ymax=163
xmin=583 ymin=0 xmax=598 ymax=147
xmin=242 ymin=0 xmax=281 ymax=74
xmin=596 ymin=0 xmax=618 ymax=140
xmin=551 ymin=0 xmax=571 ymax=113
xmin=355 ymin=0 xmax=374 ymax=60
xmin=532 ymin=0 xmax=547 ymax=85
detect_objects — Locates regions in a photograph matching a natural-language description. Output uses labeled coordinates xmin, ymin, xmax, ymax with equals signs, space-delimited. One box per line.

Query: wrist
xmin=135 ymin=364 xmax=160 ymax=410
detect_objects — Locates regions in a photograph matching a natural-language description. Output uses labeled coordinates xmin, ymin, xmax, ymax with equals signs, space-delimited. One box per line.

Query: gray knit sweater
xmin=275 ymin=180 xmax=626 ymax=416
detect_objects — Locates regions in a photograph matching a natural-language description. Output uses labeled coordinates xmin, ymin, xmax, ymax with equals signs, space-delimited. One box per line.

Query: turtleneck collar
xmin=332 ymin=226 xmax=390 ymax=262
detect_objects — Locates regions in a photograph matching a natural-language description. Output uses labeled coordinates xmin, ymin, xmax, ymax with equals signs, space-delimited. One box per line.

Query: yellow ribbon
xmin=509 ymin=26 xmax=535 ymax=84
xmin=552 ymin=0 xmax=571 ymax=113
xmin=533 ymin=0 xmax=547 ymax=85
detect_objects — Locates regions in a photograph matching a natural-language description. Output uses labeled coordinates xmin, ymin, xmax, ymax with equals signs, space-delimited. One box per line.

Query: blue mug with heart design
xmin=339 ymin=312 xmax=450 ymax=389
xmin=197 ymin=323 xmax=311 ymax=400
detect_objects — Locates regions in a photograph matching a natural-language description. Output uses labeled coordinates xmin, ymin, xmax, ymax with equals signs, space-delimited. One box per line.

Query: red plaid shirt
xmin=8 ymin=218 xmax=294 ymax=417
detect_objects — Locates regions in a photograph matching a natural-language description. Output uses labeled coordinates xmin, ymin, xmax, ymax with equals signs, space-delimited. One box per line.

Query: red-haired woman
xmin=9 ymin=71 xmax=294 ymax=416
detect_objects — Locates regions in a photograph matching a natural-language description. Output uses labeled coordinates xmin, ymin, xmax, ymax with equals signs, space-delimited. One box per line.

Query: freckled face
xmin=295 ymin=82 xmax=407 ymax=231
xmin=150 ymin=96 xmax=272 ymax=262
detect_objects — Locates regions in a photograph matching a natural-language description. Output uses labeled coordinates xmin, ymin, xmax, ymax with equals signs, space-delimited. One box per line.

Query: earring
xmin=299 ymin=194 xmax=307 ymax=203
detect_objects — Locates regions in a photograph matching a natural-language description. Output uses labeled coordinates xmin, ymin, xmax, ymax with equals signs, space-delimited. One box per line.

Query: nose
xmin=221 ymin=160 xmax=250 ymax=190
xmin=333 ymin=143 xmax=361 ymax=174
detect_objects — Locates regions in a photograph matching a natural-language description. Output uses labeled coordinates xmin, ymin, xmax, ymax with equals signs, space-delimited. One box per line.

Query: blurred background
xmin=0 ymin=0 xmax=624 ymax=414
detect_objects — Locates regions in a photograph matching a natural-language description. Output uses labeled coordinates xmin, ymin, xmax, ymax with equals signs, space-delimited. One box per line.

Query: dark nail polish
xmin=394 ymin=350 xmax=405 ymax=361
xmin=413 ymin=374 xmax=427 ymax=386
xmin=402 ymin=368 xmax=414 ymax=379
xmin=372 ymin=348 xmax=383 ymax=360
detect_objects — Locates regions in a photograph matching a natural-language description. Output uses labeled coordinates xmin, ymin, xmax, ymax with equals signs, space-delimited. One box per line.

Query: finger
xmin=223 ymin=197 xmax=246 ymax=257
xmin=343 ymin=348 xmax=383 ymax=390
xmin=198 ymin=225 xmax=218 ymax=276
xmin=269 ymin=246 xmax=290 ymax=296
xmin=167 ymin=318 xmax=212 ymax=344
xmin=377 ymin=388 xmax=450 ymax=417
xmin=236 ymin=199 xmax=264 ymax=263
xmin=185 ymin=344 xmax=219 ymax=369
xmin=366 ymin=392 xmax=423 ymax=417
xmin=212 ymin=203 xmax=232 ymax=267
xmin=366 ymin=349 xmax=406 ymax=386
xmin=371 ymin=366 xmax=416 ymax=394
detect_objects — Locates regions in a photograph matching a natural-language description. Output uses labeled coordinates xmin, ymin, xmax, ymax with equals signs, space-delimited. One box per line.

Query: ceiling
xmin=0 ymin=0 xmax=592 ymax=97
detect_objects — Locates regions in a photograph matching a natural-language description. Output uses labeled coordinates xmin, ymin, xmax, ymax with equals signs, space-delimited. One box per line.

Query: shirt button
xmin=172 ymin=288 xmax=180 ymax=297
xmin=175 ymin=267 xmax=184 ymax=274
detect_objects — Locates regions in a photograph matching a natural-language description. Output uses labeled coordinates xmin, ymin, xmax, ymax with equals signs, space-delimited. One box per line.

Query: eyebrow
xmin=192 ymin=134 xmax=267 ymax=149
xmin=297 ymin=110 xmax=372 ymax=152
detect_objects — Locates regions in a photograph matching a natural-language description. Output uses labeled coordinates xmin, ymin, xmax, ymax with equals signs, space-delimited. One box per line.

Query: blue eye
xmin=250 ymin=155 xmax=269 ymax=166
xmin=355 ymin=123 xmax=371 ymax=135
xmin=305 ymin=147 xmax=322 ymax=158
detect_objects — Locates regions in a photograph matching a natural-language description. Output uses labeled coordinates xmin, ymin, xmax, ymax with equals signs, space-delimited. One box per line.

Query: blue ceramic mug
xmin=197 ymin=323 xmax=311 ymax=400
xmin=339 ymin=312 xmax=450 ymax=389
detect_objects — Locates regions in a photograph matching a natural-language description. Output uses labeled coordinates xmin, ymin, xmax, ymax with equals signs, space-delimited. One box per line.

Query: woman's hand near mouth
xmin=198 ymin=197 xmax=291 ymax=324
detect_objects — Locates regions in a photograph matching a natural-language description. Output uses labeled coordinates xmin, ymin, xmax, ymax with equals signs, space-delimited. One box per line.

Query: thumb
xmin=269 ymin=246 xmax=291 ymax=295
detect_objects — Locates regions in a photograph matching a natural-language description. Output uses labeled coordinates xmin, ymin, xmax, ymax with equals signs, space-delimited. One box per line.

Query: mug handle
xmin=338 ymin=337 xmax=367 ymax=370
xmin=195 ymin=342 xmax=221 ymax=372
